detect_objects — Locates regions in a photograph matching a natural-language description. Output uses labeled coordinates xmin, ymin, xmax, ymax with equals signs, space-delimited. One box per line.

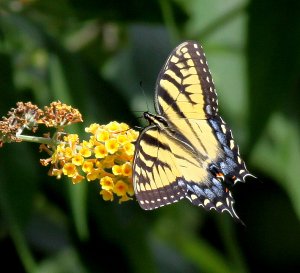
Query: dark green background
xmin=0 ymin=0 xmax=299 ymax=272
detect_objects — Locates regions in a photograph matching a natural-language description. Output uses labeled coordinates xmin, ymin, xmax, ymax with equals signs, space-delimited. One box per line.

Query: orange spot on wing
xmin=216 ymin=172 xmax=225 ymax=181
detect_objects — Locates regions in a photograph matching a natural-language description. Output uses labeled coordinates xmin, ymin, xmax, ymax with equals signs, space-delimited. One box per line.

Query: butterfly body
xmin=133 ymin=41 xmax=253 ymax=222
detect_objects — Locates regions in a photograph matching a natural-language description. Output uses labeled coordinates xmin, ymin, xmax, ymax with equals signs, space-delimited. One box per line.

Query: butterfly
xmin=132 ymin=40 xmax=253 ymax=222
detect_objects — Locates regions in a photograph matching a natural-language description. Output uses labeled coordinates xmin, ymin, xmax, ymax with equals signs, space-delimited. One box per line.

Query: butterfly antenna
xmin=130 ymin=81 xmax=149 ymax=133
xmin=139 ymin=81 xmax=150 ymax=112
xmin=131 ymin=81 xmax=149 ymax=117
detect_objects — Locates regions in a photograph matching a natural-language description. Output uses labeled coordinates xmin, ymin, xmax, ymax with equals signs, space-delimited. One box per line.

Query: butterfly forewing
xmin=155 ymin=41 xmax=218 ymax=119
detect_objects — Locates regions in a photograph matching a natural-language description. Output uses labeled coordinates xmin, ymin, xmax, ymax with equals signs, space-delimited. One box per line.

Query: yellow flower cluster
xmin=46 ymin=121 xmax=139 ymax=203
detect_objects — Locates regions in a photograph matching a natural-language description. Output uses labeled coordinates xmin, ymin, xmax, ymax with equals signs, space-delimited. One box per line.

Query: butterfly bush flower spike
xmin=0 ymin=101 xmax=139 ymax=205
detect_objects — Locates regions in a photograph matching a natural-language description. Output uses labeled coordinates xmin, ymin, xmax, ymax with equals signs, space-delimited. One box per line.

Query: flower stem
xmin=17 ymin=134 xmax=53 ymax=145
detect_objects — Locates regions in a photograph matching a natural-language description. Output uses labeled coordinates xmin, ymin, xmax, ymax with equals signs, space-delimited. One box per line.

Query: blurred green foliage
xmin=0 ymin=0 xmax=299 ymax=272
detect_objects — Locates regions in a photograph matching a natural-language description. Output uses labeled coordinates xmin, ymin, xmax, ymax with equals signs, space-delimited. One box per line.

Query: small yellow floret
xmin=100 ymin=189 xmax=114 ymax=201
xmin=87 ymin=169 xmax=100 ymax=181
xmin=85 ymin=123 xmax=100 ymax=134
xmin=79 ymin=146 xmax=92 ymax=157
xmin=101 ymin=155 xmax=115 ymax=168
xmin=121 ymin=162 xmax=132 ymax=176
xmin=113 ymin=180 xmax=128 ymax=196
xmin=95 ymin=161 xmax=102 ymax=168
xmin=117 ymin=134 xmax=128 ymax=145
xmin=112 ymin=165 xmax=122 ymax=175
xmin=106 ymin=121 xmax=120 ymax=132
xmin=94 ymin=144 xmax=108 ymax=158
xmin=105 ymin=138 xmax=119 ymax=154
xmin=72 ymin=154 xmax=84 ymax=166
xmin=96 ymin=130 xmax=110 ymax=142
xmin=65 ymin=134 xmax=79 ymax=144
xmin=127 ymin=183 xmax=135 ymax=196
xmin=127 ymin=129 xmax=139 ymax=142
xmin=72 ymin=174 xmax=85 ymax=184
xmin=82 ymin=161 xmax=94 ymax=173
xmin=64 ymin=146 xmax=73 ymax=159
xmin=88 ymin=136 xmax=96 ymax=146
xmin=119 ymin=123 xmax=129 ymax=131
xmin=56 ymin=143 xmax=65 ymax=153
xmin=100 ymin=176 xmax=114 ymax=190
xmin=62 ymin=163 xmax=77 ymax=177
xmin=82 ymin=140 xmax=93 ymax=149
xmin=123 ymin=142 xmax=135 ymax=156
xmin=51 ymin=168 xmax=62 ymax=179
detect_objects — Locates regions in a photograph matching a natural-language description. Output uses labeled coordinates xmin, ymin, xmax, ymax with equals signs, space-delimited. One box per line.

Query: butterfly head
xmin=144 ymin=111 xmax=169 ymax=130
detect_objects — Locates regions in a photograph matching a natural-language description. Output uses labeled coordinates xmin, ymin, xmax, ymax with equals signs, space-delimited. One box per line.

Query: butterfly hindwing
xmin=133 ymin=119 xmax=240 ymax=218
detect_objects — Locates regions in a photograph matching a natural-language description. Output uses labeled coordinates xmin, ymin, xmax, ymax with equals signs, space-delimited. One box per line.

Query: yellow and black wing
xmin=133 ymin=41 xmax=253 ymax=222
xmin=155 ymin=41 xmax=218 ymax=120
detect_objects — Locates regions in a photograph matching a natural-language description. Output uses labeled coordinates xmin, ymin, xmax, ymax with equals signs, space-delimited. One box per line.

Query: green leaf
xmin=250 ymin=113 xmax=300 ymax=219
